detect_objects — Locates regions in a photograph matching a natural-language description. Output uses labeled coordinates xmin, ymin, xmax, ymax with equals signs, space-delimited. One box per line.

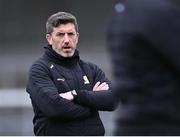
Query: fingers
xmin=98 ymin=82 xmax=109 ymax=90
xmin=93 ymin=81 xmax=101 ymax=91
xmin=93 ymin=81 xmax=109 ymax=91
xmin=59 ymin=91 xmax=74 ymax=101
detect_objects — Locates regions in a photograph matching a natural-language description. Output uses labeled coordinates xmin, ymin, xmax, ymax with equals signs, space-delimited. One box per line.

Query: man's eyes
xmin=57 ymin=33 xmax=65 ymax=36
xmin=56 ymin=32 xmax=75 ymax=36
xmin=68 ymin=32 xmax=75 ymax=36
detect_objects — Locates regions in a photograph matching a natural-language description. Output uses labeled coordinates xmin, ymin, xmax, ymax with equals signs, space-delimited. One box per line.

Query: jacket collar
xmin=44 ymin=45 xmax=80 ymax=67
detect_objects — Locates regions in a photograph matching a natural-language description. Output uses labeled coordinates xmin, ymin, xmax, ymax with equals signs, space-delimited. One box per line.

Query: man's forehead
xmin=53 ymin=23 xmax=76 ymax=32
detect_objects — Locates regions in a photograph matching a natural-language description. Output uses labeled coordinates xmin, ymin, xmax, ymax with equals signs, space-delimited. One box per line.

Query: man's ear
xmin=46 ymin=34 xmax=52 ymax=45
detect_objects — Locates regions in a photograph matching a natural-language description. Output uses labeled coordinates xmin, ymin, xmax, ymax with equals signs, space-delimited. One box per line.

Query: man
xmin=107 ymin=0 xmax=180 ymax=135
xmin=26 ymin=11 xmax=115 ymax=136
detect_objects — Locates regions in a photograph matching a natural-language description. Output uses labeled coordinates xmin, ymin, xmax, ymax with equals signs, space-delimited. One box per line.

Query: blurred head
xmin=46 ymin=12 xmax=79 ymax=57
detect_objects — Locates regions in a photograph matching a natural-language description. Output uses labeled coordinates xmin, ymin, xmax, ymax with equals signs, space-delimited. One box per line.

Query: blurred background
xmin=0 ymin=0 xmax=117 ymax=135
xmin=1 ymin=0 xmax=180 ymax=135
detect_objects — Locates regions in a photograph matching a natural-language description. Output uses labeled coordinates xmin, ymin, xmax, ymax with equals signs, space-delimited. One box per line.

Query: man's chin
xmin=61 ymin=52 xmax=74 ymax=57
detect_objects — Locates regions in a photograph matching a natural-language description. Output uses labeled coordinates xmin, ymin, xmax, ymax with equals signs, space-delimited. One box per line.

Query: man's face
xmin=46 ymin=23 xmax=79 ymax=57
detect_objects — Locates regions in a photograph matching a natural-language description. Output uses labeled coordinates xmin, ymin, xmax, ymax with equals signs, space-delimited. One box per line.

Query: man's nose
xmin=64 ymin=34 xmax=70 ymax=44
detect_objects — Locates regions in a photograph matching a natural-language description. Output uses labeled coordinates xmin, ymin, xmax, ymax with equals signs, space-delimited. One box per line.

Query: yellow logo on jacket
xmin=83 ymin=75 xmax=90 ymax=84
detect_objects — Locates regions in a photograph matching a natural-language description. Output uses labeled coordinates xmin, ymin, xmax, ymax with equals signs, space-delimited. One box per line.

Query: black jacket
xmin=26 ymin=45 xmax=115 ymax=136
xmin=107 ymin=0 xmax=180 ymax=131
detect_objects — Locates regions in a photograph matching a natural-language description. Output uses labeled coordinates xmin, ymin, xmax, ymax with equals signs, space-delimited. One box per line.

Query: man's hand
xmin=93 ymin=81 xmax=109 ymax=91
xmin=59 ymin=91 xmax=74 ymax=101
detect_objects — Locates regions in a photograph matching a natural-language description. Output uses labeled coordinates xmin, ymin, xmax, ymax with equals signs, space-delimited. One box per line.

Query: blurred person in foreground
xmin=106 ymin=0 xmax=180 ymax=135
xmin=26 ymin=11 xmax=115 ymax=136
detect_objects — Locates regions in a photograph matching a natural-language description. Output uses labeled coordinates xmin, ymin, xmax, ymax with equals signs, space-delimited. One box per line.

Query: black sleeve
xmin=26 ymin=61 xmax=91 ymax=120
xmin=74 ymin=64 xmax=117 ymax=111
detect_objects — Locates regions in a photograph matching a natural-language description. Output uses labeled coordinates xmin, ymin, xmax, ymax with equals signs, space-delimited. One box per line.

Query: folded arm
xmin=59 ymin=64 xmax=117 ymax=111
xmin=26 ymin=62 xmax=92 ymax=120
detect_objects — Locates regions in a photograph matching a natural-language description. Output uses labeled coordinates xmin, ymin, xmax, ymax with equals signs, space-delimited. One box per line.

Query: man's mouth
xmin=63 ymin=46 xmax=72 ymax=52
